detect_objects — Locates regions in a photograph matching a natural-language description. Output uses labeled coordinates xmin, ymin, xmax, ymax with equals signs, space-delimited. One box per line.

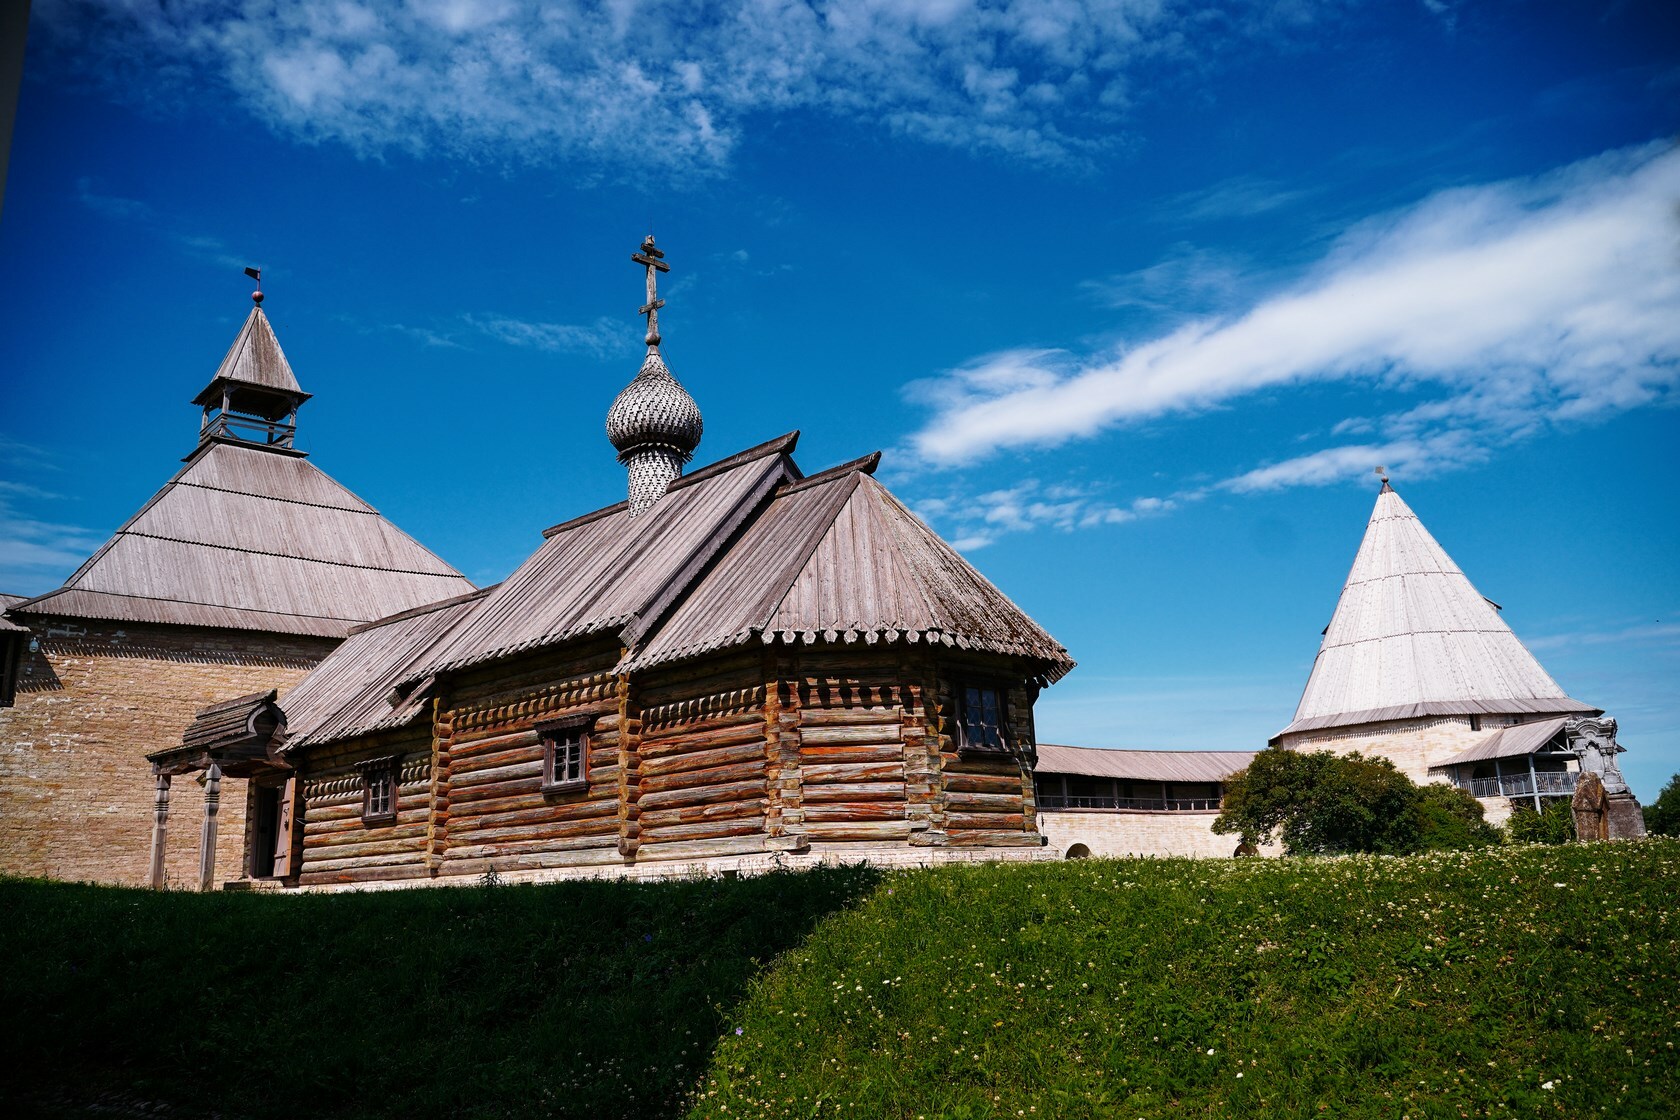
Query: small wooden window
xmin=360 ymin=762 xmax=396 ymax=825
xmin=958 ymin=684 xmax=1007 ymax=754
xmin=541 ymin=722 xmax=589 ymax=794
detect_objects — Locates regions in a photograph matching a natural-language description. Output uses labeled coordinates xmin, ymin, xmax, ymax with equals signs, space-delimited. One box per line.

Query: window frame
xmin=539 ymin=717 xmax=591 ymax=795
xmin=356 ymin=756 xmax=399 ymax=826
xmin=956 ymin=682 xmax=1010 ymax=756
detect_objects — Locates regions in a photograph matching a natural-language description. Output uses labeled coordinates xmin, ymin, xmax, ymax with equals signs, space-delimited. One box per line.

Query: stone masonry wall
xmin=1038 ymin=809 xmax=1241 ymax=859
xmin=0 ymin=617 xmax=332 ymax=887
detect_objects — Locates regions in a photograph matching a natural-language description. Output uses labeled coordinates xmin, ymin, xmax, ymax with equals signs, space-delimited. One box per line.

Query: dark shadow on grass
xmin=0 ymin=864 xmax=881 ymax=1120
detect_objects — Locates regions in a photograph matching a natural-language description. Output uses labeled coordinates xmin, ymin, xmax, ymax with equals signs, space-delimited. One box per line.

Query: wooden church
xmin=0 ymin=281 xmax=476 ymax=887
xmin=145 ymin=240 xmax=1075 ymax=889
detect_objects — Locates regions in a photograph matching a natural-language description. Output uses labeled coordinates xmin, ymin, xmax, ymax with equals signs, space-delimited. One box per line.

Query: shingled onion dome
xmin=609 ymin=235 xmax=703 ymax=516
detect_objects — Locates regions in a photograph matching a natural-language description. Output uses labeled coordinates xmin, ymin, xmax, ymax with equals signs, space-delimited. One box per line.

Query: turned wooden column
xmin=148 ymin=769 xmax=172 ymax=889
xmin=197 ymin=762 xmax=222 ymax=893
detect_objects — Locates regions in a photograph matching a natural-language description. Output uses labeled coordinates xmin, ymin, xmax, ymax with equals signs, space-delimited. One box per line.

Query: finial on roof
xmin=245 ymin=265 xmax=264 ymax=307
xmin=608 ymin=236 xmax=703 ymax=516
xmin=1375 ymin=465 xmax=1392 ymax=492
xmin=631 ymin=235 xmax=668 ymax=348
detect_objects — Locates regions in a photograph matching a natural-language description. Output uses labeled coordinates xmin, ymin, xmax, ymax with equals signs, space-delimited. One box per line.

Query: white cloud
xmin=908 ymin=477 xmax=1173 ymax=550
xmin=909 ymin=143 xmax=1680 ymax=487
xmin=36 ymin=0 xmax=1346 ymax=173
xmin=463 ymin=313 xmax=627 ymax=358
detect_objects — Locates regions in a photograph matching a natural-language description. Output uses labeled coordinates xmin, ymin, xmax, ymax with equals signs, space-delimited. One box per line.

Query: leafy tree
xmin=1642 ymin=773 xmax=1680 ymax=836
xmin=1506 ymin=799 xmax=1576 ymax=845
xmin=1213 ymin=747 xmax=1422 ymax=855
xmin=1415 ymin=782 xmax=1501 ymax=851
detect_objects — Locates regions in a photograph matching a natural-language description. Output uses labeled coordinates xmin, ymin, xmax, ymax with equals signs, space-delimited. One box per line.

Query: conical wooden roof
xmin=1276 ymin=485 xmax=1592 ymax=736
xmin=13 ymin=440 xmax=475 ymax=639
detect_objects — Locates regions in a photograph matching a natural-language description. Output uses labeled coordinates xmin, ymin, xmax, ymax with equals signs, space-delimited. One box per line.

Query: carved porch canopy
xmin=148 ymin=689 xmax=288 ymax=778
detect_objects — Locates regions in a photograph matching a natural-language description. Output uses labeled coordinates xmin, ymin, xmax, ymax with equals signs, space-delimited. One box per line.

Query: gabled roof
xmin=623 ymin=461 xmax=1074 ymax=682
xmin=13 ymin=441 xmax=476 ymax=639
xmin=192 ymin=307 xmax=307 ymax=403
xmin=406 ymin=433 xmax=801 ymax=681
xmin=280 ymin=587 xmax=493 ymax=750
xmin=1034 ymin=744 xmax=1255 ymax=783
xmin=0 ymin=594 xmax=28 ymax=632
xmin=148 ymin=689 xmax=286 ymax=775
xmin=1276 ymin=485 xmax=1592 ymax=738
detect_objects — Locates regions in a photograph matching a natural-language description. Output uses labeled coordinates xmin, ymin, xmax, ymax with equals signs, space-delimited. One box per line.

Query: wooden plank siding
xmin=795 ymin=656 xmax=912 ymax=845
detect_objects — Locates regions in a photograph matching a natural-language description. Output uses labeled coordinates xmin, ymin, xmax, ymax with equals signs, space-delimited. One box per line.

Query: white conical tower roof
xmin=1277 ymin=483 xmax=1592 ymax=736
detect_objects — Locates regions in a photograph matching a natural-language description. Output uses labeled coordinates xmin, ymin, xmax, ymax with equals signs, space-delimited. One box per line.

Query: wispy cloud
xmin=462 ymin=314 xmax=627 ymax=359
xmin=909 ymin=143 xmax=1680 ymax=492
xmin=912 ymin=479 xmax=1173 ymax=551
xmin=37 ymin=1 xmax=1354 ymax=174
xmin=75 ymin=176 xmax=152 ymax=220
xmin=1162 ymin=174 xmax=1314 ymax=223
xmin=0 ymin=440 xmax=103 ymax=594
xmin=1528 ymin=620 xmax=1680 ymax=652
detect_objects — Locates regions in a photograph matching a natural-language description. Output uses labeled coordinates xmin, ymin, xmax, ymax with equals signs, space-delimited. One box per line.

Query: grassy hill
xmin=3 ymin=841 xmax=1676 ymax=1119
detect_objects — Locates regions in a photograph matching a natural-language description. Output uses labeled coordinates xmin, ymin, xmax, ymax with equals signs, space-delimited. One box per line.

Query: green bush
xmin=1645 ymin=772 xmax=1680 ymax=836
xmin=1415 ymin=781 xmax=1501 ymax=850
xmin=1214 ymin=747 xmax=1422 ymax=854
xmin=1507 ymin=798 xmax=1577 ymax=844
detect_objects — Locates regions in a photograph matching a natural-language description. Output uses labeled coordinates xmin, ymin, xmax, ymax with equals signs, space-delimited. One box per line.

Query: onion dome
xmin=606 ymin=349 xmax=703 ymax=463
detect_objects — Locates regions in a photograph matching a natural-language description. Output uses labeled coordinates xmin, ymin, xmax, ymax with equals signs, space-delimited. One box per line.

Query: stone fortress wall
xmin=0 ymin=618 xmax=330 ymax=887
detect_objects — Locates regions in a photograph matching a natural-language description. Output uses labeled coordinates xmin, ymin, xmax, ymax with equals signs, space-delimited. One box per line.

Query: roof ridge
xmin=776 ymin=450 xmax=880 ymax=495
xmin=345 ymin=584 xmax=498 ymax=635
xmin=13 ymin=587 xmax=362 ymax=625
xmin=668 ymin=431 xmax=801 ymax=492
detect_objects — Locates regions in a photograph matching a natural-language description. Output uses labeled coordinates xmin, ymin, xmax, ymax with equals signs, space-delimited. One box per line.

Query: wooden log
xmin=447 ymin=727 xmax=540 ymax=757
xmin=798 ymin=724 xmax=903 ymax=746
xmin=444 ymin=834 xmax=619 ymax=860
xmin=801 ymin=802 xmax=907 ymax=822
xmin=637 ymin=778 xmax=766 ymax=812
xmin=640 ymin=818 xmax=764 ymax=844
xmin=639 ymin=740 xmax=766 ymax=778
xmin=450 ymin=760 xmax=544 ymax=788
xmin=448 ymin=799 xmax=617 ymax=832
xmin=942 ymin=791 xmax=1024 ymax=812
xmin=641 ymin=707 xmax=763 ymax=739
xmin=447 ymin=778 xmax=544 ymax=805
xmin=447 ymin=818 xmax=619 ymax=845
xmin=304 ymin=808 xmax=428 ymax=836
xmin=801 ymin=781 xmax=905 ymax=803
xmin=304 ymin=825 xmax=429 ymax=849
xmin=796 ymin=744 xmax=904 ymax=764
xmin=639 ymin=760 xmax=766 ymax=795
xmin=797 ymin=708 xmax=901 ymax=727
xmin=449 ymin=744 xmax=542 ymax=776
xmin=639 ymin=721 xmax=766 ymax=757
xmin=942 ymin=756 xmax=1024 ymax=776
xmin=635 ymin=835 xmax=766 ymax=862
xmin=638 ymin=799 xmax=767 ymax=829
xmin=944 ymin=812 xmax=1027 ymax=830
xmin=944 ymin=830 xmax=1040 ymax=847
xmin=802 ymin=761 xmax=905 ymax=785
xmin=943 ymin=772 xmax=1028 ymax=794
xmin=298 ymin=863 xmax=433 ymax=886
xmin=803 ymin=820 xmax=913 ymax=841
xmin=301 ymin=850 xmax=426 ymax=873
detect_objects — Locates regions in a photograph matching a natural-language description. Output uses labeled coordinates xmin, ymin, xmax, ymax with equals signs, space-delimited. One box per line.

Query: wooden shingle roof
xmin=1275 ymin=485 xmax=1592 ymax=738
xmin=13 ymin=440 xmax=476 ymax=639
xmin=192 ymin=307 xmax=308 ymax=404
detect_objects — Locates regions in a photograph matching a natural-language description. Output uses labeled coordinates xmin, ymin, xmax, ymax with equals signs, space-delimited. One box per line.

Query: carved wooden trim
xmin=452 ymin=671 xmax=617 ymax=732
xmin=641 ymin=684 xmax=765 ymax=730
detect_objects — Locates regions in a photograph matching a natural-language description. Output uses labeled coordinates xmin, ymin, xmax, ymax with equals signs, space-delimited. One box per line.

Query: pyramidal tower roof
xmin=13 ymin=288 xmax=474 ymax=638
xmin=1276 ymin=482 xmax=1593 ymax=737
xmin=193 ymin=305 xmax=308 ymax=404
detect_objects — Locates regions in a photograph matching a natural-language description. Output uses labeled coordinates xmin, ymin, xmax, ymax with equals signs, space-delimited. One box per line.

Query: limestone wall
xmin=1038 ymin=809 xmax=1242 ymax=859
xmin=0 ymin=617 xmax=332 ymax=887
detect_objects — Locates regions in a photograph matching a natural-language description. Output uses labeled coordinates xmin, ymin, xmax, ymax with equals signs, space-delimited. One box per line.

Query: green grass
xmin=693 ymin=841 xmax=1680 ymax=1119
xmin=4 ymin=843 xmax=1677 ymax=1120
xmin=0 ymin=866 xmax=878 ymax=1119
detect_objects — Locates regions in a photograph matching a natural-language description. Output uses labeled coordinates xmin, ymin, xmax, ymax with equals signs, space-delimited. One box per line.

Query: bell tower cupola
xmin=606 ymin=236 xmax=703 ymax=516
xmin=191 ymin=268 xmax=312 ymax=454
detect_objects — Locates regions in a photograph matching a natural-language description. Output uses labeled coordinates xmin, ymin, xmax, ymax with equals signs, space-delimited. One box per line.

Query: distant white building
xmin=1033 ymin=744 xmax=1255 ymax=859
xmin=1272 ymin=479 xmax=1641 ymax=830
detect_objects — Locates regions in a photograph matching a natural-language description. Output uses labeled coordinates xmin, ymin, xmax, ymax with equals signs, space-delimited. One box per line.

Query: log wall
xmin=927 ymin=660 xmax=1041 ymax=848
xmin=296 ymin=733 xmax=433 ymax=886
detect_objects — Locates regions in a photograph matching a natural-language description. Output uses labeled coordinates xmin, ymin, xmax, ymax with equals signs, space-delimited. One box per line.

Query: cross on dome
xmin=631 ymin=235 xmax=669 ymax=347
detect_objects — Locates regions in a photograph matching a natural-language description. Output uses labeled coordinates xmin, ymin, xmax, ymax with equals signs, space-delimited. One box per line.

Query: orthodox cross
xmin=631 ymin=235 xmax=669 ymax=347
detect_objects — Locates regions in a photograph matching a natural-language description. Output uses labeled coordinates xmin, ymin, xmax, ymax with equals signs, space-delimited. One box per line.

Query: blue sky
xmin=3 ymin=1 xmax=1677 ymax=797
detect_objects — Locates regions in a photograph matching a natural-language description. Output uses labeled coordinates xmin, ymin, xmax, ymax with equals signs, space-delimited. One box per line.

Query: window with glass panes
xmin=361 ymin=765 xmax=395 ymax=824
xmin=542 ymin=724 xmax=588 ymax=792
xmin=958 ymin=685 xmax=1007 ymax=753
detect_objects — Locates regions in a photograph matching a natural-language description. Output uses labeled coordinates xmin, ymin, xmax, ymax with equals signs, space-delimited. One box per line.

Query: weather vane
xmin=245 ymin=265 xmax=263 ymax=306
xmin=1375 ymin=465 xmax=1389 ymax=485
xmin=631 ymin=235 xmax=669 ymax=348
